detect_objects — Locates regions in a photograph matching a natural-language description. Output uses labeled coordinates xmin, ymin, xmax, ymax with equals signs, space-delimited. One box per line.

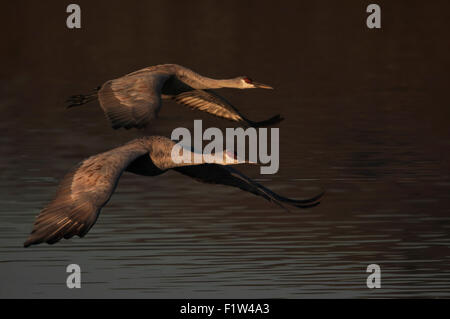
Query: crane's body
xmin=24 ymin=136 xmax=322 ymax=247
xmin=67 ymin=64 xmax=282 ymax=129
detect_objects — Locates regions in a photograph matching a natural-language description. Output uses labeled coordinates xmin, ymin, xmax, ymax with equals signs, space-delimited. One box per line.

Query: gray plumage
xmin=67 ymin=64 xmax=283 ymax=129
xmin=24 ymin=136 xmax=322 ymax=247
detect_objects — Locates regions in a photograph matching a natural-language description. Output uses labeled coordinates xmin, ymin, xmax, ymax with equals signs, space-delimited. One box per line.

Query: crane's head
xmin=237 ymin=76 xmax=273 ymax=89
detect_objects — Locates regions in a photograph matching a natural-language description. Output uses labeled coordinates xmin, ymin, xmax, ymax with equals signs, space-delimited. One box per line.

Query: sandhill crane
xmin=67 ymin=64 xmax=283 ymax=129
xmin=24 ymin=136 xmax=322 ymax=247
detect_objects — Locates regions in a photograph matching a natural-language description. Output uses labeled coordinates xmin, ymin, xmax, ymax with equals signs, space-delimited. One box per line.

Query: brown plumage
xmin=67 ymin=64 xmax=283 ymax=129
xmin=24 ymin=136 xmax=323 ymax=247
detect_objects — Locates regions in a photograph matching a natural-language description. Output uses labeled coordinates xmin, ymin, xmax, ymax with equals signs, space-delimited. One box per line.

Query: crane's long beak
xmin=253 ymin=82 xmax=274 ymax=89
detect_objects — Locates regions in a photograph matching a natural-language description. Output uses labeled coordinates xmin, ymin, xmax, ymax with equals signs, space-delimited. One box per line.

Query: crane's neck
xmin=191 ymin=78 xmax=238 ymax=89
xmin=167 ymin=64 xmax=240 ymax=89
xmin=142 ymin=136 xmax=243 ymax=171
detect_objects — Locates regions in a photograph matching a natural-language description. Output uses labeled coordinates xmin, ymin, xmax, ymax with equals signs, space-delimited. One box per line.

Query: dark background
xmin=0 ymin=0 xmax=449 ymax=298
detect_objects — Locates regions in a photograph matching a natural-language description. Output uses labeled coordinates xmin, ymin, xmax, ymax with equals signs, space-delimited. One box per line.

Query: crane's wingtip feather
xmin=250 ymin=114 xmax=284 ymax=127
xmin=23 ymin=236 xmax=38 ymax=248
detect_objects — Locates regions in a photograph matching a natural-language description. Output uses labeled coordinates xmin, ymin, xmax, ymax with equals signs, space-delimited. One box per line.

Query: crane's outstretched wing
xmin=98 ymin=72 xmax=171 ymax=129
xmin=173 ymin=164 xmax=323 ymax=210
xmin=173 ymin=90 xmax=283 ymax=127
xmin=24 ymin=142 xmax=149 ymax=247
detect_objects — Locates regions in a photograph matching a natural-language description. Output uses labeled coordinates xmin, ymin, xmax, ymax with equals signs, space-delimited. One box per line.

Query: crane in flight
xmin=67 ymin=64 xmax=283 ymax=129
xmin=24 ymin=136 xmax=322 ymax=247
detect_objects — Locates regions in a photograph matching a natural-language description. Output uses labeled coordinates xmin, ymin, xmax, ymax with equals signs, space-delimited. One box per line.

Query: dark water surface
xmin=1 ymin=1 xmax=450 ymax=298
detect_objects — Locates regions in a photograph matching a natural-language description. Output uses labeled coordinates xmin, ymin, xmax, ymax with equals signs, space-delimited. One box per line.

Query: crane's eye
xmin=243 ymin=77 xmax=253 ymax=84
xmin=226 ymin=150 xmax=238 ymax=160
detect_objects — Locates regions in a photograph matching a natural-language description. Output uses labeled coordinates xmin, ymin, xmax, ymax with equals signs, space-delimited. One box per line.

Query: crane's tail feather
xmin=66 ymin=87 xmax=100 ymax=108
xmin=245 ymin=114 xmax=284 ymax=127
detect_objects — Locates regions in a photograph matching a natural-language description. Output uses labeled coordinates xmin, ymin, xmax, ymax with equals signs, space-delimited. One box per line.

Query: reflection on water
xmin=1 ymin=1 xmax=450 ymax=298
